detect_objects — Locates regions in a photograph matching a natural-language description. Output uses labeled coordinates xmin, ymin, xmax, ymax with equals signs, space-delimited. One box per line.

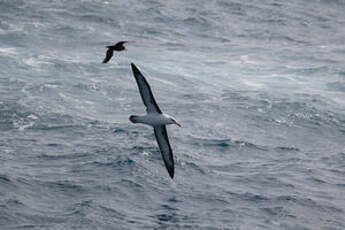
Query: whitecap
xmin=0 ymin=47 xmax=17 ymax=56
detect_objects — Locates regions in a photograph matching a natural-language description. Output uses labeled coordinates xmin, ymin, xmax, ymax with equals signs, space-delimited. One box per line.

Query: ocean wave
xmin=190 ymin=136 xmax=269 ymax=152
xmin=1 ymin=0 xmax=345 ymax=229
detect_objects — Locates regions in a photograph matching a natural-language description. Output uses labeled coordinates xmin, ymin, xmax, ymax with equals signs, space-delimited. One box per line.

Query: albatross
xmin=129 ymin=63 xmax=181 ymax=179
xmin=102 ymin=41 xmax=130 ymax=63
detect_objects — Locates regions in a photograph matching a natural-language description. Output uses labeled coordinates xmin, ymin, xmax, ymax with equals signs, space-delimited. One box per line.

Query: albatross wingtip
xmin=168 ymin=167 xmax=174 ymax=179
xmin=131 ymin=63 xmax=141 ymax=75
xmin=131 ymin=62 xmax=137 ymax=69
xmin=169 ymin=171 xmax=174 ymax=179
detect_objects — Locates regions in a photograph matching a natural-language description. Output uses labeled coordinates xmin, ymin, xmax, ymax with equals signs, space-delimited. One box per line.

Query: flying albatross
xmin=102 ymin=41 xmax=130 ymax=63
xmin=129 ymin=63 xmax=181 ymax=179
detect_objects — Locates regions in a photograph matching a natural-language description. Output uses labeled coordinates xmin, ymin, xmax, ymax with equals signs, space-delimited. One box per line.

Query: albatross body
xmin=129 ymin=113 xmax=179 ymax=126
xmin=130 ymin=63 xmax=181 ymax=179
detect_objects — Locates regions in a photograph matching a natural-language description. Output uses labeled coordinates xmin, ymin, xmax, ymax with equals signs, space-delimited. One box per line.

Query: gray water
xmin=1 ymin=0 xmax=345 ymax=229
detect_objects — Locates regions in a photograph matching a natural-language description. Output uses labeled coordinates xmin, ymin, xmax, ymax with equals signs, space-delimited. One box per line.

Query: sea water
xmin=0 ymin=0 xmax=345 ymax=229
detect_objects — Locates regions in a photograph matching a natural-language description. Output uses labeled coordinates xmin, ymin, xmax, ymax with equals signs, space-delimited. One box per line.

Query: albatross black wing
xmin=102 ymin=48 xmax=113 ymax=63
xmin=131 ymin=63 xmax=162 ymax=114
xmin=154 ymin=125 xmax=174 ymax=178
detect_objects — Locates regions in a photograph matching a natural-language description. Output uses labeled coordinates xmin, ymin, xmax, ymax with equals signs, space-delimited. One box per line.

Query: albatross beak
xmin=174 ymin=120 xmax=182 ymax=127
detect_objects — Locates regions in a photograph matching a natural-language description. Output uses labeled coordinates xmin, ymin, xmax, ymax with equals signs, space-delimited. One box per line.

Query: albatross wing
xmin=131 ymin=63 xmax=162 ymax=114
xmin=154 ymin=125 xmax=174 ymax=178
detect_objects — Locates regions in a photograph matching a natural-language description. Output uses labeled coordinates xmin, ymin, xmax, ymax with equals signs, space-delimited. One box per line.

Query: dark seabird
xmin=129 ymin=63 xmax=181 ymax=179
xmin=102 ymin=41 xmax=128 ymax=63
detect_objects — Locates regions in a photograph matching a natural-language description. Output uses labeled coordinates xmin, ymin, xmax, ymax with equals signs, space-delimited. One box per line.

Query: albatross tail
xmin=129 ymin=115 xmax=140 ymax=123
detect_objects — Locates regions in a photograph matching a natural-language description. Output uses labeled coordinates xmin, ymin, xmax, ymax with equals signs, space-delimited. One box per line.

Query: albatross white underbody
xmin=129 ymin=63 xmax=181 ymax=179
xmin=130 ymin=113 xmax=181 ymax=126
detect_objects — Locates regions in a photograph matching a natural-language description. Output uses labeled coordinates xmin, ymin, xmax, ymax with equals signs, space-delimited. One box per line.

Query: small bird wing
xmin=131 ymin=63 xmax=162 ymax=114
xmin=116 ymin=41 xmax=128 ymax=46
xmin=113 ymin=41 xmax=128 ymax=51
xmin=154 ymin=125 xmax=174 ymax=178
xmin=102 ymin=48 xmax=113 ymax=63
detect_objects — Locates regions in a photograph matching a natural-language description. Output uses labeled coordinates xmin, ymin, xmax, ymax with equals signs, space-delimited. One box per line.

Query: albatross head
xmin=167 ymin=115 xmax=182 ymax=127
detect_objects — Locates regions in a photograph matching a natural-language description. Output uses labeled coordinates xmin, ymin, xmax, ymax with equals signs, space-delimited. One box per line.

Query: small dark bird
xmin=102 ymin=41 xmax=128 ymax=63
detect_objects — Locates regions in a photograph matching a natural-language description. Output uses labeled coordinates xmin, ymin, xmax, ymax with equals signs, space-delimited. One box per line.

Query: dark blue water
xmin=1 ymin=0 xmax=345 ymax=229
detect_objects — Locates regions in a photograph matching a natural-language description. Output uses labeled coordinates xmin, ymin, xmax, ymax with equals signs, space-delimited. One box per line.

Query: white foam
xmin=0 ymin=47 xmax=17 ymax=56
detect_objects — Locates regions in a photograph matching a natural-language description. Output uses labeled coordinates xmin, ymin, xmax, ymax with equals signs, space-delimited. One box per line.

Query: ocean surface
xmin=1 ymin=0 xmax=345 ymax=229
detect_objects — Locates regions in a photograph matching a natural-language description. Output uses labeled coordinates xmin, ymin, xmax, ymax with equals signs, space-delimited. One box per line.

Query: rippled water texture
xmin=1 ymin=0 xmax=345 ymax=229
